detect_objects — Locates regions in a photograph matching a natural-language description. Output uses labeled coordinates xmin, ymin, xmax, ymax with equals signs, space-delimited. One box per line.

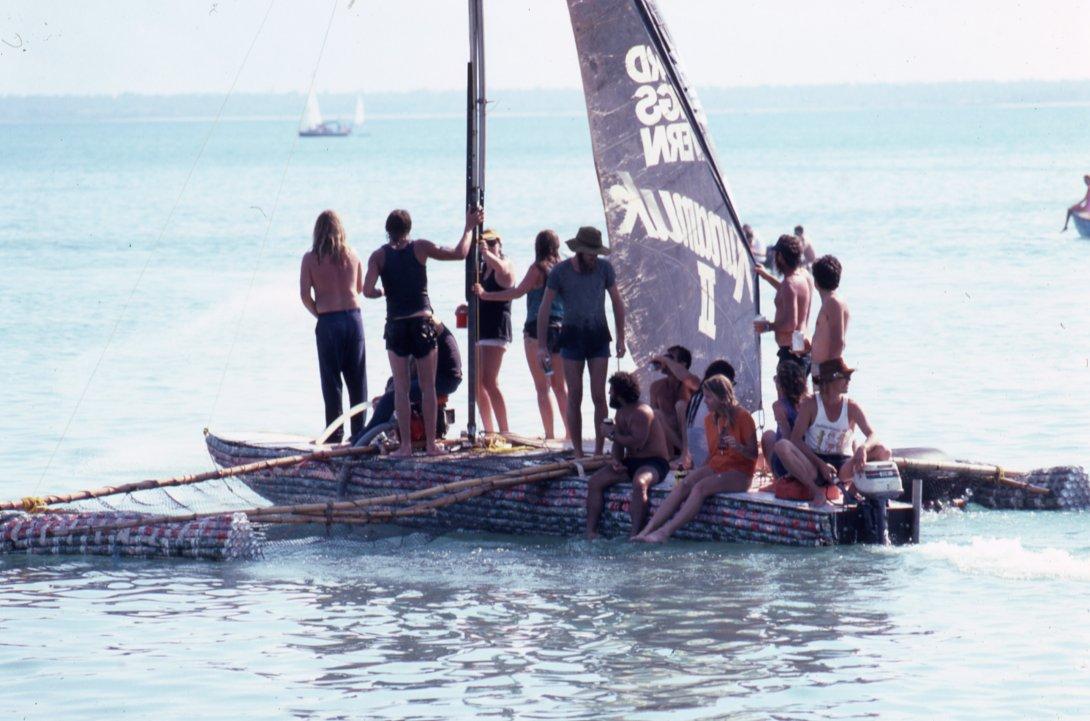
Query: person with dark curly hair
xmin=585 ymin=372 xmax=669 ymax=539
xmin=811 ymin=254 xmax=850 ymax=383
xmin=754 ymin=234 xmax=812 ymax=376
xmin=760 ymin=361 xmax=810 ymax=478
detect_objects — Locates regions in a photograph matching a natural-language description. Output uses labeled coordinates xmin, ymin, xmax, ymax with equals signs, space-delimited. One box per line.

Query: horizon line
xmin=6 ymin=77 xmax=1090 ymax=99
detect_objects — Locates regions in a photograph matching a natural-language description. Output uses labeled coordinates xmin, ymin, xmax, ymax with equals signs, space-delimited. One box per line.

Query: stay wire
xmin=33 ymin=0 xmax=278 ymax=492
xmin=205 ymin=0 xmax=341 ymax=429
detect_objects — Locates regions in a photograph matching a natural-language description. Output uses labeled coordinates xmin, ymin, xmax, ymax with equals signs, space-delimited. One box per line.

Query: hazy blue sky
xmin=3 ymin=0 xmax=1088 ymax=95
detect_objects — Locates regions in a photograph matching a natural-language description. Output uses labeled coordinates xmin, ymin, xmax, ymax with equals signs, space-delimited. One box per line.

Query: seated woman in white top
xmin=774 ymin=358 xmax=891 ymax=507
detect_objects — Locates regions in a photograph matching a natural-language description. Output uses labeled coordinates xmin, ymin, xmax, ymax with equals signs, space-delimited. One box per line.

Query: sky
xmin=2 ymin=0 xmax=1089 ymax=96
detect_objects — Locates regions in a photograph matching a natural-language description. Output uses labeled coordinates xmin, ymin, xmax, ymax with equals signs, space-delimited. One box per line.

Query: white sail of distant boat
xmin=353 ymin=95 xmax=365 ymax=128
xmin=300 ymin=88 xmax=323 ymax=133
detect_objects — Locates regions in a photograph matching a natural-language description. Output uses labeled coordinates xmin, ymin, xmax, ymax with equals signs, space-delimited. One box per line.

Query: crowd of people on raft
xmin=299 ymin=206 xmax=891 ymax=542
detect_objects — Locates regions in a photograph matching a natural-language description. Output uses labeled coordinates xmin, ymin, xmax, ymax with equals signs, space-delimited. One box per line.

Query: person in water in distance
xmin=471 ymin=228 xmax=515 ymax=436
xmin=810 ymin=255 xmax=849 ymax=386
xmin=1062 ymin=174 xmax=1090 ymax=231
xmin=585 ymin=372 xmax=670 ymax=539
xmin=648 ymin=345 xmax=693 ymax=459
xmin=473 ymin=229 xmax=568 ymax=440
xmin=535 ymin=226 xmax=626 ymax=458
xmin=363 ymin=206 xmax=484 ymax=457
xmin=774 ymin=358 xmax=891 ymax=506
xmin=761 ymin=360 xmax=809 ymax=479
xmin=754 ymin=234 xmax=812 ymax=376
xmin=795 ymin=225 xmax=817 ymax=268
xmin=358 ymin=317 xmax=462 ymax=438
xmin=299 ymin=209 xmax=367 ymax=443
xmin=635 ymin=374 xmax=758 ymax=543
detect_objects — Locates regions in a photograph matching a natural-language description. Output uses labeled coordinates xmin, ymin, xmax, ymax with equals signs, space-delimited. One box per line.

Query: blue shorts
xmin=559 ymin=325 xmax=611 ymax=362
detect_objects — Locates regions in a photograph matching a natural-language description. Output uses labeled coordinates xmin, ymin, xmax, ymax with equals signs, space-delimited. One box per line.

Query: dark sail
xmin=566 ymin=0 xmax=761 ymax=409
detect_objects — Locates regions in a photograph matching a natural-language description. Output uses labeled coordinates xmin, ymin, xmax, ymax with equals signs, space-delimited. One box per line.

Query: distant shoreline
xmin=4 ymin=80 xmax=1090 ymax=123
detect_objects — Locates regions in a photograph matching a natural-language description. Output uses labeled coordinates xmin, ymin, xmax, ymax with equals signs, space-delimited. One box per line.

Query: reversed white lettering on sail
xmin=625 ymin=45 xmax=703 ymax=168
xmin=697 ymin=261 xmax=716 ymax=338
xmin=607 ymin=171 xmax=753 ymax=302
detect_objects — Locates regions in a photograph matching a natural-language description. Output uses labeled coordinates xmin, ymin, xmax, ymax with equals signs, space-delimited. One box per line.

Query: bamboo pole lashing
xmin=1 ymin=443 xmax=380 ymax=512
xmin=23 ymin=456 xmax=609 ymax=538
xmin=891 ymin=457 xmax=1049 ymax=495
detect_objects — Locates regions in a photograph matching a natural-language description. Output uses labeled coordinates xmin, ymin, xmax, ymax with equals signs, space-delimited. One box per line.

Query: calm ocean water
xmin=1 ymin=94 xmax=1089 ymax=719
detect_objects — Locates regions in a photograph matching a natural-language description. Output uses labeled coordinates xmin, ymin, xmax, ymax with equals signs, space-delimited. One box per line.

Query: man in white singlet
xmin=773 ymin=358 xmax=891 ymax=506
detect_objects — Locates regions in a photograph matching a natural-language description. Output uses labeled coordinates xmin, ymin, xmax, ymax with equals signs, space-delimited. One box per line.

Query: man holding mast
xmin=536 ymin=227 xmax=626 ymax=458
xmin=754 ymin=234 xmax=812 ymax=376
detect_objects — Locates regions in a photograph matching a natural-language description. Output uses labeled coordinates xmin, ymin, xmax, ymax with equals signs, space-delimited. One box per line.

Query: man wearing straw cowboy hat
xmin=536 ymin=226 xmax=626 ymax=459
xmin=773 ymin=358 xmax=891 ymax=506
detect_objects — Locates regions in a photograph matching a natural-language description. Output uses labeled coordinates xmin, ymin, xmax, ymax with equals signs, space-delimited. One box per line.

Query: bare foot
xmin=585 ymin=530 xmax=600 ymax=540
xmin=391 ymin=448 xmax=413 ymax=458
xmin=642 ymin=530 xmax=668 ymax=543
xmin=425 ymin=446 xmax=447 ymax=457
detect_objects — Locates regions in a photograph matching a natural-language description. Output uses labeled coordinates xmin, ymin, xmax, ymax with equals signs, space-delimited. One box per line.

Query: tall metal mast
xmin=464 ymin=0 xmax=486 ymax=443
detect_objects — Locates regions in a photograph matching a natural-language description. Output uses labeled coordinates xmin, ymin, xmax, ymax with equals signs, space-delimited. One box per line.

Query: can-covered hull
xmin=206 ymin=432 xmax=914 ymax=547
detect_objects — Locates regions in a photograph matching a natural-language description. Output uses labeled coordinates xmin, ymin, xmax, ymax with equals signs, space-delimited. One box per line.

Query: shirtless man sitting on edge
xmin=585 ymin=372 xmax=671 ymax=539
xmin=648 ymin=345 xmax=693 ymax=458
xmin=774 ymin=358 xmax=891 ymax=507
xmin=754 ymin=234 xmax=812 ymax=376
xmin=810 ymin=255 xmax=849 ymax=385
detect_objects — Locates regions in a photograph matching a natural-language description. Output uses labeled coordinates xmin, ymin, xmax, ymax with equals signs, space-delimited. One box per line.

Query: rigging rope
xmin=33 ymin=0 xmax=279 ymax=492
xmin=205 ymin=0 xmax=342 ymax=430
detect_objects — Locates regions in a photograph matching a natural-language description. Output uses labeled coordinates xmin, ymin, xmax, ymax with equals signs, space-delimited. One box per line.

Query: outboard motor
xmin=852 ymin=461 xmax=904 ymax=545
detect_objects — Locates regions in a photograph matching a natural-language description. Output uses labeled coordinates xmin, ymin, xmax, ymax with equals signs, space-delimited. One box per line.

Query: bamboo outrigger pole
xmin=464 ymin=0 xmax=486 ymax=445
xmin=0 ymin=442 xmax=379 ymax=512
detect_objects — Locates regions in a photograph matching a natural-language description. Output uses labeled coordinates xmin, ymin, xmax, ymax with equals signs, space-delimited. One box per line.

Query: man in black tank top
xmin=363 ymin=206 xmax=483 ymax=457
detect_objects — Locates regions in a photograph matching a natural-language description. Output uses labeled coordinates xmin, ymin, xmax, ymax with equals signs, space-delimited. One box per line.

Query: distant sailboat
xmin=299 ymin=88 xmax=351 ymax=137
xmin=353 ymin=95 xmax=365 ymax=129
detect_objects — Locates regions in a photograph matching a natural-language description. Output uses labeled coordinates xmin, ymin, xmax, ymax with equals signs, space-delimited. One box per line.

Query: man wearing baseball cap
xmin=773 ymin=358 xmax=891 ymax=506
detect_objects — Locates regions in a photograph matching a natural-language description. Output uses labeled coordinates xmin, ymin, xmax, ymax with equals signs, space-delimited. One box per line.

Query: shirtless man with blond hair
xmin=754 ymin=234 xmax=812 ymax=376
xmin=810 ymin=255 xmax=850 ymax=382
xmin=585 ymin=371 xmax=670 ymax=539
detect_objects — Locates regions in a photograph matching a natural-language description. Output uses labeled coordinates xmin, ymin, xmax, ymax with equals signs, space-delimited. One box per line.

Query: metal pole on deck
xmin=911 ymin=478 xmax=922 ymax=544
xmin=464 ymin=0 xmax=486 ymax=444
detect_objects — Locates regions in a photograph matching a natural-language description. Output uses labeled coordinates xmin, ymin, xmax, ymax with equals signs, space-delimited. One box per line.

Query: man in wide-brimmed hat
xmin=773 ymin=358 xmax=891 ymax=506
xmin=535 ymin=226 xmax=626 ymax=458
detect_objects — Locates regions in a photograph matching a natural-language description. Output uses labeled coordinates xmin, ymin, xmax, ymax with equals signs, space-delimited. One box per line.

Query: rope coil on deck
xmin=20 ymin=497 xmax=48 ymax=513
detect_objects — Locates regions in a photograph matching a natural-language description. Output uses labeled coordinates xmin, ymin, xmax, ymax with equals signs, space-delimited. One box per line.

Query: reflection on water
xmin=3 ymin=521 xmax=1089 ymax=720
xmin=0 ymin=535 xmax=918 ymax=720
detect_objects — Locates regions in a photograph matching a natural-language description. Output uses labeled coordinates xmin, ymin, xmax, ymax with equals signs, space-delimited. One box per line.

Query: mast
xmin=464 ymin=0 xmax=486 ymax=443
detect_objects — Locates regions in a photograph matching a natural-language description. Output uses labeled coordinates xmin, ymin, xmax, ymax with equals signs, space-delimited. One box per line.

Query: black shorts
xmin=384 ymin=316 xmax=438 ymax=359
xmin=777 ymin=346 xmax=812 ymax=377
xmin=559 ymin=324 xmax=611 ymax=362
xmin=623 ymin=456 xmax=670 ymax=483
xmin=814 ymin=452 xmax=851 ymax=485
xmin=523 ymin=320 xmax=562 ymax=354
